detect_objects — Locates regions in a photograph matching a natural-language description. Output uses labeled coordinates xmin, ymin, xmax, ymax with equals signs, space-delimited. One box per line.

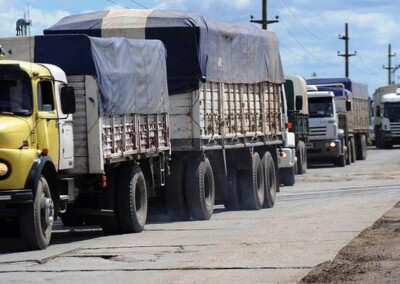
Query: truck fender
xmin=25 ymin=155 xmax=60 ymax=214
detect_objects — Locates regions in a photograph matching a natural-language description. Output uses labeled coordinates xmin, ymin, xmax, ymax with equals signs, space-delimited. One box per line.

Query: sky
xmin=1 ymin=0 xmax=399 ymax=96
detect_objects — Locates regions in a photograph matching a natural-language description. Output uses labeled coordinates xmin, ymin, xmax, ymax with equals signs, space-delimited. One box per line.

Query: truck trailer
xmin=0 ymin=35 xmax=170 ymax=249
xmin=373 ymin=83 xmax=400 ymax=148
xmin=44 ymin=9 xmax=286 ymax=220
xmin=306 ymin=78 xmax=369 ymax=166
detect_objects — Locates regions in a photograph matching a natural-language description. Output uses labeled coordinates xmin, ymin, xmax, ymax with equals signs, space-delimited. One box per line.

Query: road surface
xmin=1 ymin=147 xmax=400 ymax=283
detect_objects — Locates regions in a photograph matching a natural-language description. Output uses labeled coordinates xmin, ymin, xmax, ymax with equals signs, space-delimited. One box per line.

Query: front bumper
xmin=0 ymin=189 xmax=33 ymax=204
xmin=307 ymin=139 xmax=343 ymax=160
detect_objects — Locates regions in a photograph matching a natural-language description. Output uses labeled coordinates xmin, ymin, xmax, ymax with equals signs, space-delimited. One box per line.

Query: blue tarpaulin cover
xmin=35 ymin=34 xmax=169 ymax=116
xmin=44 ymin=9 xmax=285 ymax=94
xmin=306 ymin=78 xmax=368 ymax=100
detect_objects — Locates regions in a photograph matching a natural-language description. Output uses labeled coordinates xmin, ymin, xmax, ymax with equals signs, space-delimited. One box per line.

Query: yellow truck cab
xmin=0 ymin=58 xmax=75 ymax=249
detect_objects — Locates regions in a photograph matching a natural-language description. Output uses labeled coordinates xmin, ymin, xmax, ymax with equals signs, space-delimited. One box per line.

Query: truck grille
xmin=309 ymin=126 xmax=327 ymax=137
xmin=390 ymin=122 xmax=400 ymax=137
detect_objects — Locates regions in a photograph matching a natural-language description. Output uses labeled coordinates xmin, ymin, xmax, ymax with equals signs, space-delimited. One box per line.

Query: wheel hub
xmin=42 ymin=197 xmax=55 ymax=227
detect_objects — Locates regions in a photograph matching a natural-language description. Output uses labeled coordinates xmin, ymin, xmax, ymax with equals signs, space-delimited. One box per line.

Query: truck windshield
xmin=384 ymin=103 xmax=400 ymax=121
xmin=0 ymin=70 xmax=32 ymax=116
xmin=308 ymin=97 xmax=334 ymax=118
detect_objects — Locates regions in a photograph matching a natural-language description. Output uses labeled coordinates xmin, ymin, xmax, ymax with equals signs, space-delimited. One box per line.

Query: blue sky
xmin=1 ymin=0 xmax=399 ymax=96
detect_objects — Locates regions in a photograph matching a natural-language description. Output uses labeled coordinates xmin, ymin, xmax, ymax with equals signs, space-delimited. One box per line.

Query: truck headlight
xmin=0 ymin=162 xmax=9 ymax=177
xmin=329 ymin=141 xmax=336 ymax=148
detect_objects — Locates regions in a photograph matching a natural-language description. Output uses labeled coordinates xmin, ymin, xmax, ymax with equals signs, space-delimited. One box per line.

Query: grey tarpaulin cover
xmin=33 ymin=34 xmax=169 ymax=116
xmin=44 ymin=9 xmax=285 ymax=94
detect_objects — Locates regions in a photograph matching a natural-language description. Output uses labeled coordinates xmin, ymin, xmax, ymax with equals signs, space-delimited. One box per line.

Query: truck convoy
xmin=306 ymin=78 xmax=369 ymax=166
xmin=0 ymin=10 xmax=286 ymax=250
xmin=373 ymin=83 xmax=400 ymax=148
xmin=284 ymin=74 xmax=309 ymax=175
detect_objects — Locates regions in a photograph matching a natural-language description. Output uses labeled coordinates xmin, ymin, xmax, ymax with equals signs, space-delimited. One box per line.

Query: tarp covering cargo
xmin=0 ymin=35 xmax=169 ymax=116
xmin=306 ymin=78 xmax=368 ymax=100
xmin=44 ymin=9 xmax=285 ymax=94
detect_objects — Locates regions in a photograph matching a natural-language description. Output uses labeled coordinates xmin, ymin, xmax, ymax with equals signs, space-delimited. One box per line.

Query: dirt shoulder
xmin=300 ymin=201 xmax=400 ymax=283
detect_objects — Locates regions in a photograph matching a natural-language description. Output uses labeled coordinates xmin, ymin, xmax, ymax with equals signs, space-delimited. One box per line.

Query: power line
xmin=279 ymin=18 xmax=331 ymax=65
xmin=356 ymin=53 xmax=378 ymax=76
xmin=280 ymin=0 xmax=323 ymax=41
xmin=128 ymin=0 xmax=148 ymax=9
xmin=106 ymin=0 xmax=129 ymax=9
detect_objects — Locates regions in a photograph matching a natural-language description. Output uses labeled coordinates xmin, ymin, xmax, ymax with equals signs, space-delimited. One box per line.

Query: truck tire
xmin=262 ymin=152 xmax=277 ymax=209
xmin=19 ymin=175 xmax=54 ymax=250
xmin=346 ymin=141 xmax=352 ymax=165
xmin=165 ymin=157 xmax=190 ymax=221
xmin=351 ymin=137 xmax=356 ymax=163
xmin=99 ymin=168 xmax=121 ymax=235
xmin=239 ymin=152 xmax=264 ymax=210
xmin=117 ymin=164 xmax=147 ymax=233
xmin=280 ymin=166 xmax=295 ymax=186
xmin=356 ymin=134 xmax=368 ymax=160
xmin=223 ymin=168 xmax=242 ymax=211
xmin=296 ymin=141 xmax=307 ymax=175
xmin=185 ymin=157 xmax=215 ymax=220
xmin=335 ymin=154 xmax=346 ymax=167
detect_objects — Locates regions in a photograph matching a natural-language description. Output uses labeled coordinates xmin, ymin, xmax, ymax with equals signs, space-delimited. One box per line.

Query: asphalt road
xmin=1 ymin=146 xmax=400 ymax=283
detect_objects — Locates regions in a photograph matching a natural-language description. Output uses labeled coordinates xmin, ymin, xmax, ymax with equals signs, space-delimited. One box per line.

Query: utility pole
xmin=250 ymin=0 xmax=279 ymax=30
xmin=383 ymin=44 xmax=397 ymax=85
xmin=337 ymin=23 xmax=356 ymax=77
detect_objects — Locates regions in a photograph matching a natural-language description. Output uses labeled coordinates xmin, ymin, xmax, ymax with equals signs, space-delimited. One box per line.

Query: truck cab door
xmin=36 ymin=80 xmax=60 ymax=167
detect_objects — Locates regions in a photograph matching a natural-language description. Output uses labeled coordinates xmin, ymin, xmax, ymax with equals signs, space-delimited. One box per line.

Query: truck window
xmin=37 ymin=81 xmax=54 ymax=112
xmin=308 ymin=97 xmax=334 ymax=118
xmin=0 ymin=71 xmax=32 ymax=115
xmin=384 ymin=103 xmax=400 ymax=121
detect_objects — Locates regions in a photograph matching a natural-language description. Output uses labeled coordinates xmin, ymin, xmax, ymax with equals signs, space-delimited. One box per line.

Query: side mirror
xmin=346 ymin=100 xmax=352 ymax=111
xmin=376 ymin=105 xmax=381 ymax=117
xmin=295 ymin=96 xmax=303 ymax=111
xmin=60 ymin=86 xmax=76 ymax=114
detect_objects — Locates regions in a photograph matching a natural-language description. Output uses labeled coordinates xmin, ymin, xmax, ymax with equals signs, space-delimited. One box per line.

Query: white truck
xmin=306 ymin=88 xmax=347 ymax=166
xmin=0 ymin=35 xmax=170 ymax=249
xmin=277 ymin=86 xmax=297 ymax=186
xmin=45 ymin=9 xmax=286 ymax=219
xmin=306 ymin=78 xmax=369 ymax=166
xmin=373 ymin=83 xmax=400 ymax=148
xmin=283 ymin=74 xmax=309 ymax=176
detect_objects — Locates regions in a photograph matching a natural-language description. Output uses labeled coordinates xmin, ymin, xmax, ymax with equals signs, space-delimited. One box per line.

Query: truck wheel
xmin=223 ymin=168 xmax=242 ymax=211
xmin=165 ymin=157 xmax=190 ymax=221
xmin=346 ymin=141 xmax=352 ymax=165
xmin=99 ymin=168 xmax=121 ymax=235
xmin=360 ymin=135 xmax=367 ymax=160
xmin=185 ymin=157 xmax=215 ymax=220
xmin=335 ymin=154 xmax=346 ymax=167
xmin=351 ymin=138 xmax=356 ymax=163
xmin=239 ymin=152 xmax=264 ymax=210
xmin=262 ymin=152 xmax=277 ymax=208
xmin=19 ymin=175 xmax=54 ymax=250
xmin=280 ymin=166 xmax=295 ymax=186
xmin=296 ymin=141 xmax=307 ymax=175
xmin=117 ymin=165 xmax=147 ymax=233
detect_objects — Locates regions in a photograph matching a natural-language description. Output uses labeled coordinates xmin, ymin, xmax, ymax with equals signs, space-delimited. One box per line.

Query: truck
xmin=0 ymin=10 xmax=286 ymax=249
xmin=0 ymin=35 xmax=170 ymax=249
xmin=373 ymin=83 xmax=400 ymax=148
xmin=306 ymin=78 xmax=369 ymax=166
xmin=45 ymin=9 xmax=285 ymax=219
xmin=284 ymin=74 xmax=309 ymax=175
xmin=277 ymin=86 xmax=297 ymax=187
